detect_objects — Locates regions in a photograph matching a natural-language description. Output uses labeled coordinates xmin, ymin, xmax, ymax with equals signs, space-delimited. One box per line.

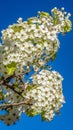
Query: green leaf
xmin=51 ymin=53 xmax=57 ymax=61
xmin=63 ymin=20 xmax=72 ymax=33
xmin=6 ymin=62 xmax=17 ymax=75
xmin=27 ymin=19 xmax=33 ymax=24
xmin=26 ymin=109 xmax=40 ymax=116
xmin=12 ymin=25 xmax=23 ymax=32
xmin=41 ymin=116 xmax=46 ymax=121
xmin=39 ymin=12 xmax=50 ymax=17
xmin=26 ymin=84 xmax=37 ymax=91
xmin=41 ymin=111 xmax=46 ymax=121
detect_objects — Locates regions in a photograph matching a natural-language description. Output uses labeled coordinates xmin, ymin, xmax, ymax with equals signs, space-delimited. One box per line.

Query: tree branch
xmin=4 ymin=82 xmax=23 ymax=96
xmin=0 ymin=74 xmax=24 ymax=98
xmin=0 ymin=99 xmax=32 ymax=108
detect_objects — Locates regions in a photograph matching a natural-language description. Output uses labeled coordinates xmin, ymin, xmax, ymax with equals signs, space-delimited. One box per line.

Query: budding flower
xmin=61 ymin=7 xmax=64 ymax=10
xmin=17 ymin=17 xmax=23 ymax=23
xmin=68 ymin=13 xmax=71 ymax=17
xmin=64 ymin=12 xmax=67 ymax=15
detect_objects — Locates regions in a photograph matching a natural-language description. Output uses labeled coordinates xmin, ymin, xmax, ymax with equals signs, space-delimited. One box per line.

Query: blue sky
xmin=0 ymin=0 xmax=73 ymax=129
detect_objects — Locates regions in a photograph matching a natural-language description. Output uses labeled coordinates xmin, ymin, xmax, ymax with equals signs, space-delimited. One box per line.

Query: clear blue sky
xmin=0 ymin=0 xmax=73 ymax=129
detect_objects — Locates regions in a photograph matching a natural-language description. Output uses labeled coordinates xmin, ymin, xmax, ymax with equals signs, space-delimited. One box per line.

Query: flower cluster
xmin=0 ymin=7 xmax=72 ymax=77
xmin=23 ymin=70 xmax=65 ymax=121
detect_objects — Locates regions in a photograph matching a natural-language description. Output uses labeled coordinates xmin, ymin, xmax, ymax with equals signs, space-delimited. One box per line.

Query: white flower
xmin=47 ymin=31 xmax=57 ymax=41
xmin=17 ymin=17 xmax=23 ymax=23
xmin=61 ymin=7 xmax=64 ymax=10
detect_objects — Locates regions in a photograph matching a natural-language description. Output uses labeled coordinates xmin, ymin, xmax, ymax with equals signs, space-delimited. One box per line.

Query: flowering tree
xmin=0 ymin=7 xmax=72 ymax=125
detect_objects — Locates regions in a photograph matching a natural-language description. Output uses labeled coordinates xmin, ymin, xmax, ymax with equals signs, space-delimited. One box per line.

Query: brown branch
xmin=4 ymin=82 xmax=23 ymax=96
xmin=0 ymin=74 xmax=24 ymax=98
xmin=0 ymin=99 xmax=32 ymax=108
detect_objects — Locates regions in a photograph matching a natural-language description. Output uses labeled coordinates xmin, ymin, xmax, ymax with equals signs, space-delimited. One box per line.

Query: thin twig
xmin=0 ymin=99 xmax=32 ymax=108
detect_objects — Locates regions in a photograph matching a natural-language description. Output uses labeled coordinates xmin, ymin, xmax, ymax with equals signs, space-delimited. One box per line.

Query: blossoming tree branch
xmin=0 ymin=7 xmax=72 ymax=125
